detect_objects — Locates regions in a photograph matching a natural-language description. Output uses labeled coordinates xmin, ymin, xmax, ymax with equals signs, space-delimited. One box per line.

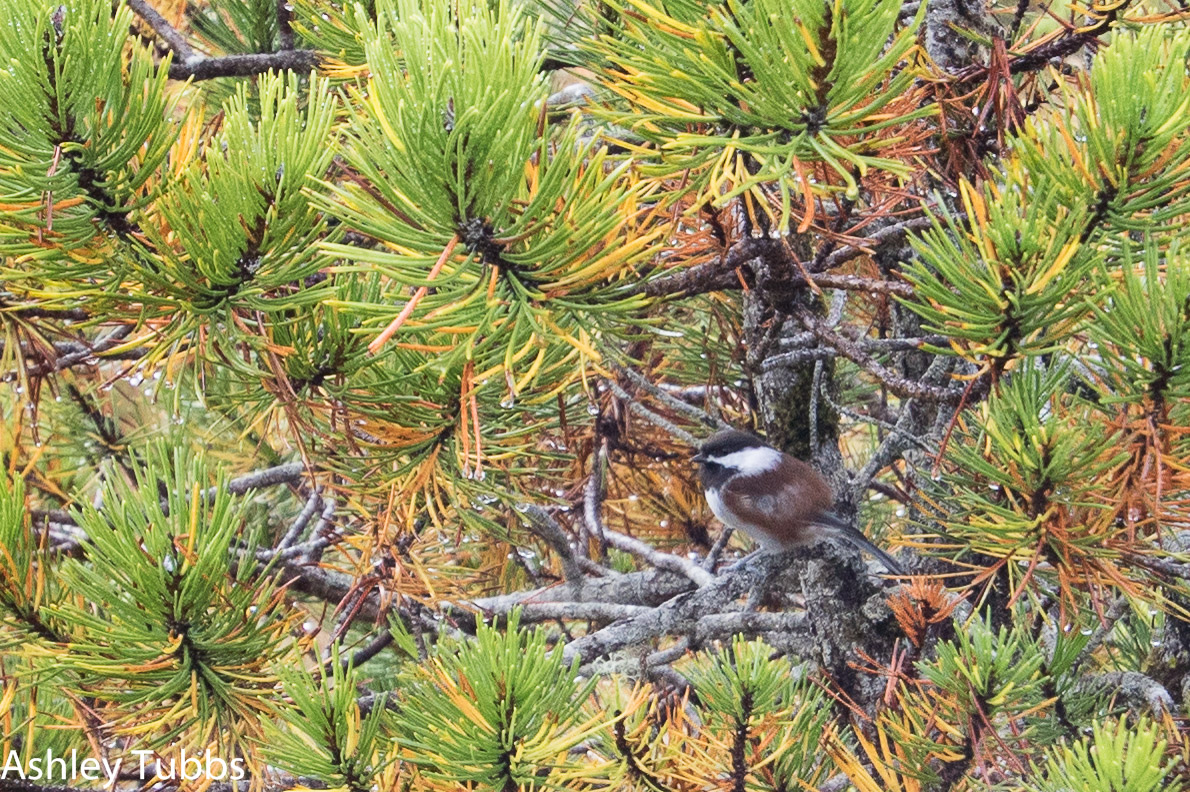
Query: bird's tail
xmin=827 ymin=520 xmax=904 ymax=576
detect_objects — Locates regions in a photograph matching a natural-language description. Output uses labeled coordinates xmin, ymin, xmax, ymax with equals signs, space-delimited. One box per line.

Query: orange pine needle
xmin=368 ymin=234 xmax=459 ymax=355
xmin=459 ymin=360 xmax=473 ymax=474
xmin=469 ymin=382 xmax=483 ymax=476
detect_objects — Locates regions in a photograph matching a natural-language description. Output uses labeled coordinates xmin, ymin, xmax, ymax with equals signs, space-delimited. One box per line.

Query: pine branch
xmin=612 ymin=362 xmax=734 ymax=431
xmin=1074 ymin=671 xmax=1174 ymax=716
xmin=518 ymin=503 xmax=585 ymax=584
xmin=127 ymin=0 xmax=198 ymax=63
xmin=640 ymin=213 xmax=962 ymax=299
xmin=167 ymin=50 xmax=320 ymax=81
xmin=28 ymin=325 xmax=137 ymax=376
xmin=601 ymin=526 xmax=717 ymax=587
xmin=276 ymin=0 xmax=295 ymax=50
xmin=818 ymin=214 xmax=960 ymax=270
xmin=791 ymin=308 xmax=965 ymax=404
xmin=275 ymin=491 xmax=323 ymax=551
xmin=327 ymin=629 xmax=395 ymax=674
xmin=605 ymin=379 xmax=701 ymax=446
xmin=559 ymin=554 xmax=788 ymax=667
xmin=487 ymin=602 xmax=655 ymax=622
xmin=583 ymin=439 xmax=609 ymax=556
xmin=955 ymin=0 xmax=1134 ymax=83
xmin=222 ymin=462 xmax=306 ymax=495
xmin=0 ymin=303 xmax=89 ymax=321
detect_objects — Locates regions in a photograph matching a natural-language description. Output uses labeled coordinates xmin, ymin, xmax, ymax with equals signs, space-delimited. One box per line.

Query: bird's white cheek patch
xmin=715 ymin=446 xmax=782 ymax=475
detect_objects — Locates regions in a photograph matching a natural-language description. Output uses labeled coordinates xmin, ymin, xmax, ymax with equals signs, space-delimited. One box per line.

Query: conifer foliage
xmin=2 ymin=0 xmax=1190 ymax=788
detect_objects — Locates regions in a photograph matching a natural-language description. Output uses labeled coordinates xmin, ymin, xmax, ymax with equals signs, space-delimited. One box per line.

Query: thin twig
xmin=484 ymin=601 xmax=654 ymax=622
xmin=28 ymin=325 xmax=136 ymax=376
xmin=276 ymin=490 xmax=322 ymax=551
xmin=2 ymin=339 xmax=147 ymax=366
xmin=127 ymin=0 xmax=198 ymax=63
xmin=853 ymin=355 xmax=956 ymax=492
xmin=332 ymin=630 xmax=394 ymax=674
xmin=1070 ymin=596 xmax=1131 ymax=672
xmin=518 ymin=503 xmax=585 ymax=584
xmin=260 ymin=498 xmax=338 ymax=563
xmin=583 ymin=440 xmax=609 ymax=557
xmin=1 ymin=304 xmax=89 ymax=321
xmin=702 ymin=525 xmax=736 ymax=571
xmin=779 ymin=334 xmax=948 ymax=352
xmin=819 ymin=215 xmax=953 ymax=270
xmin=301 ymin=497 xmax=338 ymax=563
xmin=793 ymin=309 xmax=962 ymax=404
xmin=276 ymin=0 xmax=295 ymax=50
xmin=612 ymin=362 xmax=734 ymax=431
xmin=198 ymin=462 xmax=304 ymax=502
xmin=819 ymin=387 xmax=936 ymax=454
xmin=810 ymin=273 xmax=916 ymax=297
xmin=953 ymin=0 xmax=1133 ymax=83
xmin=640 ymin=214 xmax=962 ymax=299
xmin=600 ymin=527 xmax=716 ymax=588
xmin=606 ymin=380 xmax=700 ymax=446
xmin=231 ymin=462 xmax=306 ymax=494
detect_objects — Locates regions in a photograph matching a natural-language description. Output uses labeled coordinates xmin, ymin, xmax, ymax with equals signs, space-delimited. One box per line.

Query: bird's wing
xmin=722 ymin=456 xmax=834 ymax=543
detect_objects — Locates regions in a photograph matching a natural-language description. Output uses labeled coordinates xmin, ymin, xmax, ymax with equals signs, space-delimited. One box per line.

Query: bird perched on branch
xmin=692 ymin=429 xmax=903 ymax=575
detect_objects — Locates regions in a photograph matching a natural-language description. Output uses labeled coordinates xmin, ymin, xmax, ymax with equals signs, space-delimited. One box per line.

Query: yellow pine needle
xmin=430 ymin=663 xmax=494 ymax=732
xmin=365 ymin=88 xmax=406 ymax=154
xmin=395 ymin=341 xmax=454 ymax=352
xmin=514 ymin=347 xmax=548 ymax=393
xmin=794 ymin=20 xmax=827 ymax=67
xmin=0 ymin=681 xmax=14 ymax=717
xmin=958 ymin=181 xmax=994 ymax=263
xmin=1026 ymin=240 xmax=1080 ymax=295
xmin=1053 ymin=118 xmax=1094 ymax=184
xmin=621 ymin=0 xmax=701 ymax=37
xmin=542 ymin=318 xmax=601 ymax=359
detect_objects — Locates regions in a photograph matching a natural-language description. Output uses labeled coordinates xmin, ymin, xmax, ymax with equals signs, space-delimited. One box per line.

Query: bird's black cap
xmin=693 ymin=429 xmax=766 ymax=462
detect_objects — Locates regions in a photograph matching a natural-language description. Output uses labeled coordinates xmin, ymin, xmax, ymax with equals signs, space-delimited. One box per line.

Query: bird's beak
xmin=691 ymin=452 xmax=706 ymax=464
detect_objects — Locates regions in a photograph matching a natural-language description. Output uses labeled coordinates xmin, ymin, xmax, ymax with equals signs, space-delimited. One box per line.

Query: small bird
xmin=692 ymin=429 xmax=903 ymax=575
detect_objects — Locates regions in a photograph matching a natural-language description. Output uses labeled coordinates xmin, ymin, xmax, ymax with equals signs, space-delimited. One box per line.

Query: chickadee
xmin=692 ymin=430 xmax=903 ymax=575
